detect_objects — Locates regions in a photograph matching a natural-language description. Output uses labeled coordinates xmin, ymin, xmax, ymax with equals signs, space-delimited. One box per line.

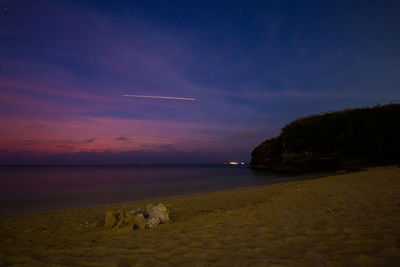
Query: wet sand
xmin=1 ymin=166 xmax=400 ymax=266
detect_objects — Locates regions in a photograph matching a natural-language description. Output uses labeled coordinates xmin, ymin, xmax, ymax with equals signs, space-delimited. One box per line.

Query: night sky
xmin=1 ymin=0 xmax=399 ymax=165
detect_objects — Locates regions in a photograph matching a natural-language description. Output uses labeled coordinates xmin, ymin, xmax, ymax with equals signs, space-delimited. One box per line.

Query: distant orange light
xmin=228 ymin=161 xmax=239 ymax=165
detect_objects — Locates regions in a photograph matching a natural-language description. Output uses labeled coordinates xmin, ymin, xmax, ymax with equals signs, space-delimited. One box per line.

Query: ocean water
xmin=0 ymin=165 xmax=324 ymax=215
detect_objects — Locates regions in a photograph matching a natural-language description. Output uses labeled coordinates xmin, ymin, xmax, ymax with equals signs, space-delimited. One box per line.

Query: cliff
xmin=250 ymin=104 xmax=400 ymax=172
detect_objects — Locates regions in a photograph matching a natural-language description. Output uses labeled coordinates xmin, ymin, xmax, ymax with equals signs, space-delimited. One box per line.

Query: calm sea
xmin=0 ymin=165 xmax=324 ymax=215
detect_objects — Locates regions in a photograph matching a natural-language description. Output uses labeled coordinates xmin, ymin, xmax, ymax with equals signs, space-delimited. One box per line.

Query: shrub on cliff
xmin=251 ymin=104 xmax=400 ymax=172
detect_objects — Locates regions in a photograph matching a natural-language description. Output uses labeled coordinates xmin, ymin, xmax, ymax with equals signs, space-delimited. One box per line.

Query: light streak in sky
xmin=122 ymin=94 xmax=195 ymax=101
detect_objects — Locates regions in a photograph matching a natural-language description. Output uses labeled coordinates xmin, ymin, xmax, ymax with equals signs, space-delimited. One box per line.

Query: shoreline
xmin=1 ymin=166 xmax=400 ymax=265
xmin=0 ymin=168 xmax=329 ymax=216
xmin=0 ymin=171 xmax=326 ymax=216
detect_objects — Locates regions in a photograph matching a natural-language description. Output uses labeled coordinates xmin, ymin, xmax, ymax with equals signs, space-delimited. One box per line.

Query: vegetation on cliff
xmin=251 ymin=104 xmax=400 ymax=172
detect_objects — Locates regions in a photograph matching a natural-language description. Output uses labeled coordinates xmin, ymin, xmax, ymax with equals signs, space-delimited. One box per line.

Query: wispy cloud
xmin=116 ymin=136 xmax=130 ymax=141
xmin=57 ymin=145 xmax=75 ymax=150
xmin=28 ymin=123 xmax=46 ymax=129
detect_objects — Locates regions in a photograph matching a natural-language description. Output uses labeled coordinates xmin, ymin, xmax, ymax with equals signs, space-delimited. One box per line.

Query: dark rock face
xmin=250 ymin=104 xmax=400 ymax=172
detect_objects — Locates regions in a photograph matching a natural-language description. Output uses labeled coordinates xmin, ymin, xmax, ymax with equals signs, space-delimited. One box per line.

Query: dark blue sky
xmin=0 ymin=0 xmax=399 ymax=164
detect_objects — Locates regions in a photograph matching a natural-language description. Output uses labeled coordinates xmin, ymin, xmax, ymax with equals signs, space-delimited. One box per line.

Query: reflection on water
xmin=0 ymin=165 xmax=325 ymax=214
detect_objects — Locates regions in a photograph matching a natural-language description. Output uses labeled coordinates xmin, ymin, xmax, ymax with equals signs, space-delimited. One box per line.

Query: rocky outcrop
xmin=104 ymin=203 xmax=170 ymax=231
xmin=104 ymin=210 xmax=117 ymax=228
xmin=250 ymin=104 xmax=400 ymax=172
xmin=144 ymin=203 xmax=170 ymax=228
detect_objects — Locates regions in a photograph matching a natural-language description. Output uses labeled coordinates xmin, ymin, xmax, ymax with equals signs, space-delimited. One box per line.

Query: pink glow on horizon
xmin=0 ymin=115 xmax=236 ymax=156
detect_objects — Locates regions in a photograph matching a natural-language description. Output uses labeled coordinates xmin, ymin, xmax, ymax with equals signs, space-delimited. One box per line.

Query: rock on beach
xmin=104 ymin=203 xmax=170 ymax=230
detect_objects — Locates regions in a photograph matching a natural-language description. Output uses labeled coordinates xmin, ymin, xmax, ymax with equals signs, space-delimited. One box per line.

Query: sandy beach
xmin=1 ymin=166 xmax=400 ymax=266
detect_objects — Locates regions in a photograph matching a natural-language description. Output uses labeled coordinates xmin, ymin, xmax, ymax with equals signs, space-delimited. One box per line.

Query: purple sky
xmin=1 ymin=0 xmax=399 ymax=164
